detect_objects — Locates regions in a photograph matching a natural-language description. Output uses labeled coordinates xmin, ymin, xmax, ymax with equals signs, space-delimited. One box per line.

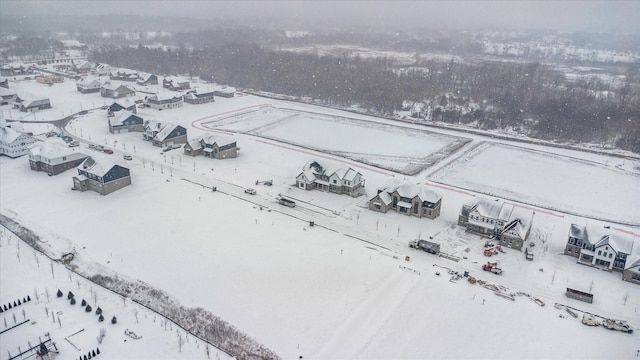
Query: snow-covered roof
xmin=150 ymin=92 xmax=181 ymax=101
xmin=470 ymin=198 xmax=504 ymax=219
xmin=29 ymin=140 xmax=78 ymax=158
xmin=186 ymin=139 xmax=202 ymax=150
xmin=112 ymin=98 xmax=135 ymax=109
xmin=19 ymin=97 xmax=50 ymax=108
xmin=201 ymin=134 xmax=235 ymax=147
xmin=376 ymin=179 xmax=442 ymax=204
xmin=568 ymin=224 xmax=588 ymax=240
xmin=154 ymin=123 xmax=181 ymax=142
xmin=594 ymin=234 xmax=634 ymax=254
xmin=164 ymin=76 xmax=189 ymax=84
xmin=76 ymin=76 xmax=101 ymax=87
xmin=0 ymin=126 xmax=26 ymax=144
xmin=144 ymin=120 xmax=164 ymax=131
xmin=188 ymin=87 xmax=214 ymax=96
xmin=77 ymin=157 xmax=120 ymax=177
xmin=102 ymin=81 xmax=132 ymax=92
xmin=0 ymin=87 xmax=17 ymax=98
xmin=110 ymin=110 xmax=141 ymax=126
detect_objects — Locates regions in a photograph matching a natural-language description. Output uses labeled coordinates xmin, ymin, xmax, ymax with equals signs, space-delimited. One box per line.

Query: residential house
xmin=108 ymin=98 xmax=137 ymax=116
xmin=14 ymin=97 xmax=52 ymax=112
xmin=213 ymin=88 xmax=235 ymax=98
xmin=152 ymin=124 xmax=187 ymax=147
xmin=564 ymin=224 xmax=640 ymax=284
xmin=73 ymin=60 xmax=95 ymax=74
xmin=458 ymin=198 xmax=533 ymax=251
xmin=0 ymin=63 xmax=34 ymax=76
xmin=109 ymin=110 xmax=144 ymax=134
xmin=100 ymin=81 xmax=135 ymax=99
xmin=0 ymin=126 xmax=39 ymax=158
xmin=72 ymin=157 xmax=131 ymax=195
xmin=0 ymin=87 xmax=17 ymax=105
xmin=29 ymin=140 xmax=88 ymax=175
xmin=184 ymin=134 xmax=237 ymax=159
xmin=76 ymin=77 xmax=103 ymax=93
xmin=184 ymin=87 xmax=215 ymax=104
xmin=369 ymin=179 xmax=442 ymax=219
xmin=163 ymin=76 xmax=190 ymax=91
xmin=109 ymin=68 xmax=139 ymax=82
xmin=146 ymin=92 xmax=183 ymax=110
xmin=295 ymin=160 xmax=365 ymax=197
xmin=142 ymin=120 xmax=164 ymax=141
xmin=36 ymin=75 xmax=64 ymax=85
xmin=136 ymin=73 xmax=158 ymax=85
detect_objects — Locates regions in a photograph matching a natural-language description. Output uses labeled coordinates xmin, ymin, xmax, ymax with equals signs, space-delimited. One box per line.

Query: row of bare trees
xmin=93 ymin=43 xmax=640 ymax=152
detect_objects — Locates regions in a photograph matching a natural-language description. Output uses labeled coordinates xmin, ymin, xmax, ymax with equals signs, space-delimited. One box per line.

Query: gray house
xmin=458 ymin=198 xmax=533 ymax=251
xmin=295 ymin=160 xmax=364 ymax=197
xmin=100 ymin=81 xmax=135 ymax=99
xmin=152 ymin=124 xmax=187 ymax=147
xmin=76 ymin=77 xmax=103 ymax=93
xmin=184 ymin=134 xmax=237 ymax=159
xmin=14 ymin=97 xmax=51 ymax=112
xmin=108 ymin=98 xmax=137 ymax=116
xmin=184 ymin=87 xmax=215 ymax=104
xmin=369 ymin=179 xmax=442 ymax=219
xmin=29 ymin=140 xmax=88 ymax=175
xmin=72 ymin=157 xmax=131 ymax=195
xmin=109 ymin=110 xmax=144 ymax=134
xmin=145 ymin=92 xmax=183 ymax=110
xmin=565 ymin=224 xmax=639 ymax=284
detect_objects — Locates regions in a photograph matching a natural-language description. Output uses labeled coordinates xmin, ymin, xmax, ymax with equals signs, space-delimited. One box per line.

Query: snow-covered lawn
xmin=430 ymin=142 xmax=640 ymax=225
xmin=2 ymin=79 xmax=640 ymax=359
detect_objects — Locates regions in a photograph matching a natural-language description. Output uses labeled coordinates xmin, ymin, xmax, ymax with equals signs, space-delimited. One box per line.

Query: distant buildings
xmin=458 ymin=198 xmax=533 ymax=251
xmin=163 ymin=76 xmax=190 ymax=91
xmin=369 ymin=179 xmax=442 ymax=219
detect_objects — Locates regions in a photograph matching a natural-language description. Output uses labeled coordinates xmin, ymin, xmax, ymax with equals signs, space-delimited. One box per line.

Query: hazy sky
xmin=1 ymin=0 xmax=639 ymax=33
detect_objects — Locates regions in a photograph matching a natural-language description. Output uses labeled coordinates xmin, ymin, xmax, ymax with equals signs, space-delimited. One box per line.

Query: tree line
xmin=93 ymin=43 xmax=640 ymax=153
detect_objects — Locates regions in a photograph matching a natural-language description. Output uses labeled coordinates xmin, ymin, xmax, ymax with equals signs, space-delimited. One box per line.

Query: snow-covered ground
xmin=2 ymin=78 xmax=640 ymax=359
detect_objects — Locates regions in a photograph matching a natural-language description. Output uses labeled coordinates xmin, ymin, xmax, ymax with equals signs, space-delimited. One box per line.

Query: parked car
xmin=244 ymin=188 xmax=256 ymax=195
xmin=68 ymin=141 xmax=80 ymax=147
xmin=123 ymin=154 xmax=133 ymax=160
xmin=171 ymin=143 xmax=182 ymax=149
xmin=525 ymin=247 xmax=534 ymax=260
xmin=103 ymin=149 xmax=114 ymax=154
xmin=581 ymin=314 xmax=599 ymax=326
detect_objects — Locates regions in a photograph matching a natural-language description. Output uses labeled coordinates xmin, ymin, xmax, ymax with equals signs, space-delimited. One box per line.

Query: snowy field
xmin=0 ymin=226 xmax=231 ymax=360
xmin=430 ymin=142 xmax=640 ymax=225
xmin=2 ymin=76 xmax=640 ymax=359
xmin=204 ymin=106 xmax=469 ymax=174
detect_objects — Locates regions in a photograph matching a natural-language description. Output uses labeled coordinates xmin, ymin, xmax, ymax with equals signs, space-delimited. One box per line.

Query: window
xmin=633 ymin=273 xmax=640 ymax=281
xmin=598 ymin=250 xmax=602 ymax=256
xmin=374 ymin=204 xmax=381 ymax=210
xmin=333 ymin=180 xmax=337 ymax=184
xmin=568 ymin=238 xmax=574 ymax=245
xmin=609 ymin=253 xmax=613 ymax=258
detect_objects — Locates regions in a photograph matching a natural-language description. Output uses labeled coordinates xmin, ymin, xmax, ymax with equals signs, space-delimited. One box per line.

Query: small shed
xmin=565 ymin=288 xmax=593 ymax=304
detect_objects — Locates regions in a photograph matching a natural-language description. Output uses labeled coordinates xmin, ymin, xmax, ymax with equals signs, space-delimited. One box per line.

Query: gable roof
xmin=154 ymin=123 xmax=184 ymax=142
xmin=0 ymin=126 xmax=28 ymax=144
xmin=29 ymin=139 xmax=77 ymax=159
xmin=78 ymin=156 xmax=120 ymax=177
xmin=201 ymin=134 xmax=235 ymax=147
xmin=377 ymin=179 xmax=442 ymax=203
xmin=110 ymin=110 xmax=142 ymax=126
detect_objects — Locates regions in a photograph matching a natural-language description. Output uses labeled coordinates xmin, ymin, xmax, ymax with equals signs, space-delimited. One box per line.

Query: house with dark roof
xmin=145 ymin=92 xmax=183 ymax=110
xmin=152 ymin=124 xmax=187 ymax=147
xmin=565 ymin=224 xmax=640 ymax=284
xmin=29 ymin=140 xmax=88 ymax=175
xmin=458 ymin=198 xmax=533 ymax=250
xmin=184 ymin=134 xmax=237 ymax=159
xmin=72 ymin=157 xmax=131 ymax=195
xmin=369 ymin=179 xmax=442 ymax=219
xmin=108 ymin=98 xmax=136 ymax=116
xmin=184 ymin=87 xmax=215 ymax=104
xmin=100 ymin=81 xmax=135 ymax=99
xmin=295 ymin=160 xmax=364 ymax=197
xmin=0 ymin=126 xmax=39 ymax=158
xmin=76 ymin=77 xmax=103 ymax=93
xmin=109 ymin=110 xmax=144 ymax=134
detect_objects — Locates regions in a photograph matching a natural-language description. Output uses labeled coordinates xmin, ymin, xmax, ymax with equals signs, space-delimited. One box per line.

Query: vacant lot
xmin=205 ymin=106 xmax=470 ymax=175
xmin=430 ymin=142 xmax=640 ymax=225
